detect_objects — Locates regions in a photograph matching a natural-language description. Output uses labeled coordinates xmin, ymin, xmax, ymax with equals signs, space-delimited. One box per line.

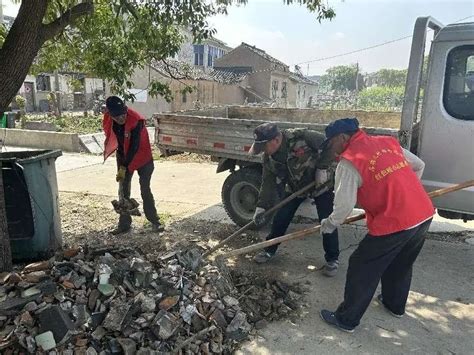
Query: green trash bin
xmin=0 ymin=113 xmax=6 ymax=128
xmin=1 ymin=150 xmax=63 ymax=260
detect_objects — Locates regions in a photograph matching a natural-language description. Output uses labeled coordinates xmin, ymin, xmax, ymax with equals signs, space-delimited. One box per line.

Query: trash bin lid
xmin=0 ymin=149 xmax=62 ymax=163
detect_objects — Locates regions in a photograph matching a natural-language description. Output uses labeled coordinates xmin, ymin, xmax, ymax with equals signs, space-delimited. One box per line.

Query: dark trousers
xmin=335 ymin=218 xmax=432 ymax=328
xmin=264 ymin=190 xmax=339 ymax=262
xmin=118 ymin=160 xmax=160 ymax=228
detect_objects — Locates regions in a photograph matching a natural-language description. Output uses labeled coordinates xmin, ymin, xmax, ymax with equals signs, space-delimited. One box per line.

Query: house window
xmin=272 ymin=80 xmax=279 ymax=99
xmin=208 ymin=46 xmax=214 ymax=67
xmin=443 ymin=45 xmax=474 ymax=121
xmin=36 ymin=75 xmax=51 ymax=91
xmin=281 ymin=82 xmax=287 ymax=98
xmin=194 ymin=45 xmax=204 ymax=66
xmin=207 ymin=46 xmax=226 ymax=67
xmin=182 ymin=91 xmax=187 ymax=103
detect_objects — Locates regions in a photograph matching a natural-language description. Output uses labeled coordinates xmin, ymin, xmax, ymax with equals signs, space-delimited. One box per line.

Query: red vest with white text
xmin=103 ymin=108 xmax=152 ymax=172
xmin=341 ymin=130 xmax=434 ymax=236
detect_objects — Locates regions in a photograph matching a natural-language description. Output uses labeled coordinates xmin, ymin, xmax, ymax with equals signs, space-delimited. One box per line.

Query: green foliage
xmin=375 ymin=69 xmax=407 ymax=87
xmin=24 ymin=113 xmax=103 ymax=134
xmin=320 ymin=64 xmax=363 ymax=92
xmin=21 ymin=0 xmax=335 ymax=102
xmin=0 ymin=25 xmax=7 ymax=47
xmin=68 ymin=78 xmax=84 ymax=92
xmin=15 ymin=95 xmax=26 ymax=110
xmin=148 ymin=81 xmax=174 ymax=103
xmin=357 ymin=86 xmax=405 ymax=111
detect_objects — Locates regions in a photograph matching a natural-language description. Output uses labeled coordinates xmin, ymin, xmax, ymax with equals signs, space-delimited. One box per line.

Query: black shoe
xmin=152 ymin=223 xmax=165 ymax=233
xmin=376 ymin=294 xmax=404 ymax=318
xmin=110 ymin=226 xmax=131 ymax=235
xmin=320 ymin=310 xmax=355 ymax=333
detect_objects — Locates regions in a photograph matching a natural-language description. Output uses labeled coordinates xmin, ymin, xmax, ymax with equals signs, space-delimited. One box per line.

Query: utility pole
xmin=355 ymin=62 xmax=359 ymax=92
xmin=355 ymin=62 xmax=359 ymax=109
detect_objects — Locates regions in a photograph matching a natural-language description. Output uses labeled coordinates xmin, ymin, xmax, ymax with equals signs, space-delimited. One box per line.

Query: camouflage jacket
xmin=256 ymin=128 xmax=332 ymax=209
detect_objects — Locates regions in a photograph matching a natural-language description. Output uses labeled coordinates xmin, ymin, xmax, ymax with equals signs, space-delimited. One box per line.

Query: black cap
xmin=105 ymin=96 xmax=127 ymax=116
xmin=249 ymin=122 xmax=280 ymax=155
xmin=321 ymin=117 xmax=359 ymax=148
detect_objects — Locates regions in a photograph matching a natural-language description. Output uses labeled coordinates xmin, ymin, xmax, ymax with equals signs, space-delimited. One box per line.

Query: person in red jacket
xmin=103 ymin=96 xmax=163 ymax=234
xmin=319 ymin=118 xmax=434 ymax=333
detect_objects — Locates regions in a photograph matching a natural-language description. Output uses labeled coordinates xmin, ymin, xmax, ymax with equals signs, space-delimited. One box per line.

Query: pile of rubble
xmin=0 ymin=246 xmax=304 ymax=354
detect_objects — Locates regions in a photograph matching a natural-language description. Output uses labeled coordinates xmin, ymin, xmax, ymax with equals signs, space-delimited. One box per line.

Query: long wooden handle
xmin=223 ymin=179 xmax=474 ymax=259
xmin=202 ymin=179 xmax=332 ymax=257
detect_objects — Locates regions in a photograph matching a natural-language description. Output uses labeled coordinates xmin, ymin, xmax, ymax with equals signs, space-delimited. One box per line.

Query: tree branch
xmin=160 ymin=59 xmax=191 ymax=81
xmin=41 ymin=1 xmax=94 ymax=42
xmin=120 ymin=0 xmax=139 ymax=20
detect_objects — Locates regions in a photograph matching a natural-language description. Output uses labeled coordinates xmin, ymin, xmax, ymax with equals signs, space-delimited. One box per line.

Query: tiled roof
xmin=235 ymin=43 xmax=289 ymax=70
xmin=289 ymin=72 xmax=319 ymax=85
xmin=151 ymin=59 xmax=247 ymax=84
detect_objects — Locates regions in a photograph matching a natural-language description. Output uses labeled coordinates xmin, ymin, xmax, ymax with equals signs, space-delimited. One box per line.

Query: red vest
xmin=341 ymin=130 xmax=434 ymax=236
xmin=103 ymin=108 xmax=153 ymax=172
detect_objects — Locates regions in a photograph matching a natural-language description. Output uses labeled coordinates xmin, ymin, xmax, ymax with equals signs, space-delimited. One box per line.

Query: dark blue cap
xmin=106 ymin=96 xmax=127 ymax=117
xmin=249 ymin=122 xmax=280 ymax=154
xmin=321 ymin=117 xmax=359 ymax=148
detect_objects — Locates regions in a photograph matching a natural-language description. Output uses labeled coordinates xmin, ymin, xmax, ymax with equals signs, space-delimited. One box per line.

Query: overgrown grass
xmin=24 ymin=113 xmax=102 ymax=134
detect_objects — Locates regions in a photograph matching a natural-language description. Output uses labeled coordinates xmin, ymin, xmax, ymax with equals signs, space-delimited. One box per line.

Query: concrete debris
xmin=117 ymin=337 xmax=137 ymax=355
xmin=19 ymin=311 xmax=34 ymax=327
xmin=23 ymin=270 xmax=48 ymax=283
xmin=98 ymin=283 xmax=115 ymax=297
xmin=226 ymin=311 xmax=252 ymax=341
xmin=158 ymin=295 xmax=178 ymax=311
xmin=102 ymin=300 xmax=133 ymax=332
xmin=23 ymin=261 xmax=50 ymax=273
xmin=38 ymin=305 xmax=76 ymax=343
xmin=176 ymin=248 xmax=202 ymax=271
xmin=34 ymin=331 xmax=56 ymax=351
xmin=136 ymin=292 xmax=157 ymax=313
xmin=0 ymin=246 xmax=304 ymax=353
xmin=151 ymin=310 xmax=179 ymax=340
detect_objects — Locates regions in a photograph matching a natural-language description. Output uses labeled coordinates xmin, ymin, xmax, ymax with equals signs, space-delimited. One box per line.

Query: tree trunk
xmin=0 ymin=1 xmax=94 ymax=113
xmin=0 ymin=162 xmax=12 ymax=272
xmin=0 ymin=0 xmax=49 ymax=113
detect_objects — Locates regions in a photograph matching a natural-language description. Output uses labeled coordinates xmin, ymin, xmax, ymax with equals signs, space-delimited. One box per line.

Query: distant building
xmin=214 ymin=43 xmax=318 ymax=108
xmin=174 ymin=31 xmax=232 ymax=71
xmin=119 ymin=59 xmax=249 ymax=117
xmin=15 ymin=73 xmax=104 ymax=112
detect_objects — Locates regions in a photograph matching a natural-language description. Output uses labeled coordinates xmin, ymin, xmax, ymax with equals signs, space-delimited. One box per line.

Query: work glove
xmin=116 ymin=165 xmax=127 ymax=182
xmin=253 ymin=207 xmax=266 ymax=226
xmin=320 ymin=218 xmax=338 ymax=235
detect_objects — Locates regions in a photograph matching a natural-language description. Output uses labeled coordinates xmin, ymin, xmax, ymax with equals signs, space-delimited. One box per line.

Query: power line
xmin=294 ymin=15 xmax=474 ymax=66
xmin=295 ymin=35 xmax=413 ymax=65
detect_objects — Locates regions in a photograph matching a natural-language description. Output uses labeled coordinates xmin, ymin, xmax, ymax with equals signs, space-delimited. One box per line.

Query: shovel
xmin=202 ymin=179 xmax=333 ymax=258
xmin=111 ymin=180 xmax=141 ymax=216
xmin=222 ymin=179 xmax=474 ymax=259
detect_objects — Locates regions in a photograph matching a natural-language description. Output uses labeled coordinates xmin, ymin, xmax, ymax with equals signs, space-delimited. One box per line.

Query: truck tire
xmin=222 ymin=168 xmax=268 ymax=229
